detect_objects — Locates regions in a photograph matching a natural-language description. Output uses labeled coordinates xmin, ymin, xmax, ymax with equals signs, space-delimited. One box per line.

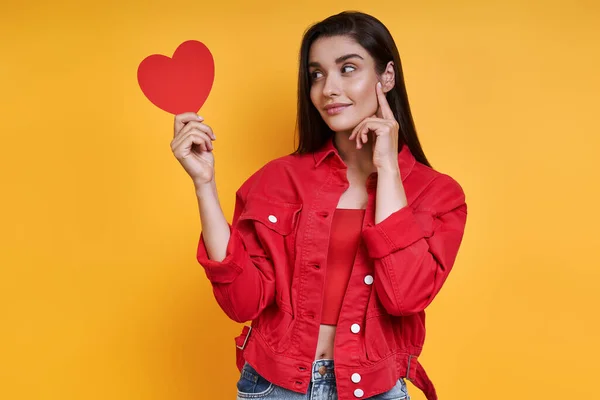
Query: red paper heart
xmin=137 ymin=40 xmax=214 ymax=115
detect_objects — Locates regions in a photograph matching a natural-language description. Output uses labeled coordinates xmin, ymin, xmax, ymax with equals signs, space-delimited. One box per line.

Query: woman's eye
xmin=310 ymin=66 xmax=354 ymax=81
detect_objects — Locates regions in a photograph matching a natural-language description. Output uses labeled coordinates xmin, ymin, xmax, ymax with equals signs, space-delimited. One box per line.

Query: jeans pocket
xmin=236 ymin=362 xmax=275 ymax=399
xmin=371 ymin=378 xmax=409 ymax=400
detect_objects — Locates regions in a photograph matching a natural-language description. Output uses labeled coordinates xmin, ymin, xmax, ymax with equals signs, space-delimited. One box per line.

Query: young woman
xmin=171 ymin=11 xmax=467 ymax=400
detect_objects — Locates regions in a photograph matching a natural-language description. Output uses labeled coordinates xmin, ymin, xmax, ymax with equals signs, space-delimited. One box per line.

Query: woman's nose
xmin=322 ymin=75 xmax=341 ymax=97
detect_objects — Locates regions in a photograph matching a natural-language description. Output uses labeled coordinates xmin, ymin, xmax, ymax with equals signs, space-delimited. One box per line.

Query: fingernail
xmin=197 ymin=115 xmax=204 ymax=120
xmin=377 ymin=82 xmax=382 ymax=88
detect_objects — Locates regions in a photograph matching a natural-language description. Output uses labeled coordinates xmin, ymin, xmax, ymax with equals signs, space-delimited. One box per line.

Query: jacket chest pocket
xmin=238 ymin=200 xmax=302 ymax=236
xmin=237 ymin=199 xmax=303 ymax=286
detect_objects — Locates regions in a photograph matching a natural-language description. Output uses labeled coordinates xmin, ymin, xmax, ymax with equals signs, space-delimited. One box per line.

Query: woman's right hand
xmin=171 ymin=112 xmax=217 ymax=186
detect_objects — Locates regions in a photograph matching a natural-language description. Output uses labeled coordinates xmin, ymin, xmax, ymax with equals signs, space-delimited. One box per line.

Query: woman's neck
xmin=333 ymin=131 xmax=377 ymax=175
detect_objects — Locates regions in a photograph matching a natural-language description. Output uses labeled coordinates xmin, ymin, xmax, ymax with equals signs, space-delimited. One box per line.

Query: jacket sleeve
xmin=361 ymin=175 xmax=467 ymax=316
xmin=195 ymin=172 xmax=276 ymax=323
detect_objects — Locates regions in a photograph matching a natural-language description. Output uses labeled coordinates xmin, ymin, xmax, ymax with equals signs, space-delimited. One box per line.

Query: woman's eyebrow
xmin=308 ymin=53 xmax=364 ymax=68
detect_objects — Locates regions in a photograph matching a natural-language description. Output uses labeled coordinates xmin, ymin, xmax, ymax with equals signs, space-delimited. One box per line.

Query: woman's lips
xmin=326 ymin=105 xmax=351 ymax=115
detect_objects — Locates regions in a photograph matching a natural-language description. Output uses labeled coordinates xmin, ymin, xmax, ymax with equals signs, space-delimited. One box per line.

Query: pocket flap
xmin=239 ymin=199 xmax=302 ymax=236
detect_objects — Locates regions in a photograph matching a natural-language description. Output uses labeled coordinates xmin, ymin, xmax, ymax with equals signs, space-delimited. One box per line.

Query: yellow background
xmin=2 ymin=0 xmax=599 ymax=399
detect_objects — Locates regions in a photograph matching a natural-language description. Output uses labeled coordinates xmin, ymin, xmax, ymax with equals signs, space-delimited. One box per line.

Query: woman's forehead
xmin=309 ymin=36 xmax=368 ymax=64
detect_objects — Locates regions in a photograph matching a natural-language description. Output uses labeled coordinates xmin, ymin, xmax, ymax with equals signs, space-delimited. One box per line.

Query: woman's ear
xmin=381 ymin=61 xmax=395 ymax=93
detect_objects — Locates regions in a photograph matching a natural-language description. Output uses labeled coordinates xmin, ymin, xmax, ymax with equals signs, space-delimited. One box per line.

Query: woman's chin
xmin=325 ymin=120 xmax=360 ymax=133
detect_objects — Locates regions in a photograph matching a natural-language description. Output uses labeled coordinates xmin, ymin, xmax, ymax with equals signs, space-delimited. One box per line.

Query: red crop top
xmin=321 ymin=208 xmax=366 ymax=325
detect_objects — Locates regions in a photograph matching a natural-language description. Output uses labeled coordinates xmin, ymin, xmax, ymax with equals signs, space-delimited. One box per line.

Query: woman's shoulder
xmin=409 ymin=161 xmax=466 ymax=213
xmin=235 ymin=152 xmax=311 ymax=201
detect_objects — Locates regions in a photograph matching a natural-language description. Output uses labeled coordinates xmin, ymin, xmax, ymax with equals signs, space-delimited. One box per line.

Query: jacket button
xmin=351 ymin=324 xmax=361 ymax=334
xmin=354 ymin=388 xmax=364 ymax=398
xmin=268 ymin=215 xmax=278 ymax=223
xmin=364 ymin=275 xmax=374 ymax=285
xmin=351 ymin=373 xmax=361 ymax=383
xmin=318 ymin=365 xmax=327 ymax=375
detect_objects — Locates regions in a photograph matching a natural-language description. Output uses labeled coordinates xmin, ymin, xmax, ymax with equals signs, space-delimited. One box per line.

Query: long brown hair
xmin=292 ymin=11 xmax=431 ymax=168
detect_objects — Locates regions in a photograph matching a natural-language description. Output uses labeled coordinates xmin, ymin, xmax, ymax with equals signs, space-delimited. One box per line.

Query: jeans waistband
xmin=311 ymin=359 xmax=335 ymax=382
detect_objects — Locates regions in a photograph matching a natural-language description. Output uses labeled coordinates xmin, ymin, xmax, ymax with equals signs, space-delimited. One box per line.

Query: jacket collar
xmin=313 ymin=135 xmax=417 ymax=182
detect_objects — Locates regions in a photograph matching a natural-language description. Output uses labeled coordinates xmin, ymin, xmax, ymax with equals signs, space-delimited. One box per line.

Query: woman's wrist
xmin=194 ymin=179 xmax=217 ymax=199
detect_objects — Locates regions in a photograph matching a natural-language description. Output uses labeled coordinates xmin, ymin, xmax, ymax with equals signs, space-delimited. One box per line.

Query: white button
xmin=268 ymin=215 xmax=278 ymax=223
xmin=351 ymin=324 xmax=361 ymax=334
xmin=354 ymin=388 xmax=364 ymax=398
xmin=351 ymin=373 xmax=361 ymax=383
xmin=364 ymin=275 xmax=374 ymax=285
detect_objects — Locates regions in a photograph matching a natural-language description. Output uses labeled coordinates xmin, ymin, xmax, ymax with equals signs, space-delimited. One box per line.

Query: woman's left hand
xmin=349 ymin=82 xmax=400 ymax=172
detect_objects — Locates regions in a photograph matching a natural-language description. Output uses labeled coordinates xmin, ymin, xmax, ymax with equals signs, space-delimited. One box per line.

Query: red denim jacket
xmin=196 ymin=136 xmax=467 ymax=400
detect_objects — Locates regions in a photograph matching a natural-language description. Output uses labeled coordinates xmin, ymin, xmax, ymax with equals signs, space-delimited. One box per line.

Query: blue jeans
xmin=236 ymin=359 xmax=410 ymax=400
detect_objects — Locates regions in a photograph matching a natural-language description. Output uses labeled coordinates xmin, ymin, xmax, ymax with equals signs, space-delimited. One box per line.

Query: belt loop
xmin=405 ymin=355 xmax=413 ymax=381
xmin=236 ymin=326 xmax=252 ymax=350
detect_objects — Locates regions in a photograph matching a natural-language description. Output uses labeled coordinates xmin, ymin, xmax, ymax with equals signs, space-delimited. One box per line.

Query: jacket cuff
xmin=361 ymin=206 xmax=426 ymax=259
xmin=196 ymin=225 xmax=244 ymax=283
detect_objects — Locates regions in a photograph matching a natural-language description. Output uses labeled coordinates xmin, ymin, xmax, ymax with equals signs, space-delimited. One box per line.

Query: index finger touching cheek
xmin=376 ymin=82 xmax=394 ymax=120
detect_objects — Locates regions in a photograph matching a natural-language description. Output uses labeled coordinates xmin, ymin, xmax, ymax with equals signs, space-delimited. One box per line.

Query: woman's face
xmin=308 ymin=35 xmax=387 ymax=133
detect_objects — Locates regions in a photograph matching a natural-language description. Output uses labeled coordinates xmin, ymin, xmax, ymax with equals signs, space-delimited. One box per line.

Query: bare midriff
xmin=314 ymin=324 xmax=337 ymax=359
